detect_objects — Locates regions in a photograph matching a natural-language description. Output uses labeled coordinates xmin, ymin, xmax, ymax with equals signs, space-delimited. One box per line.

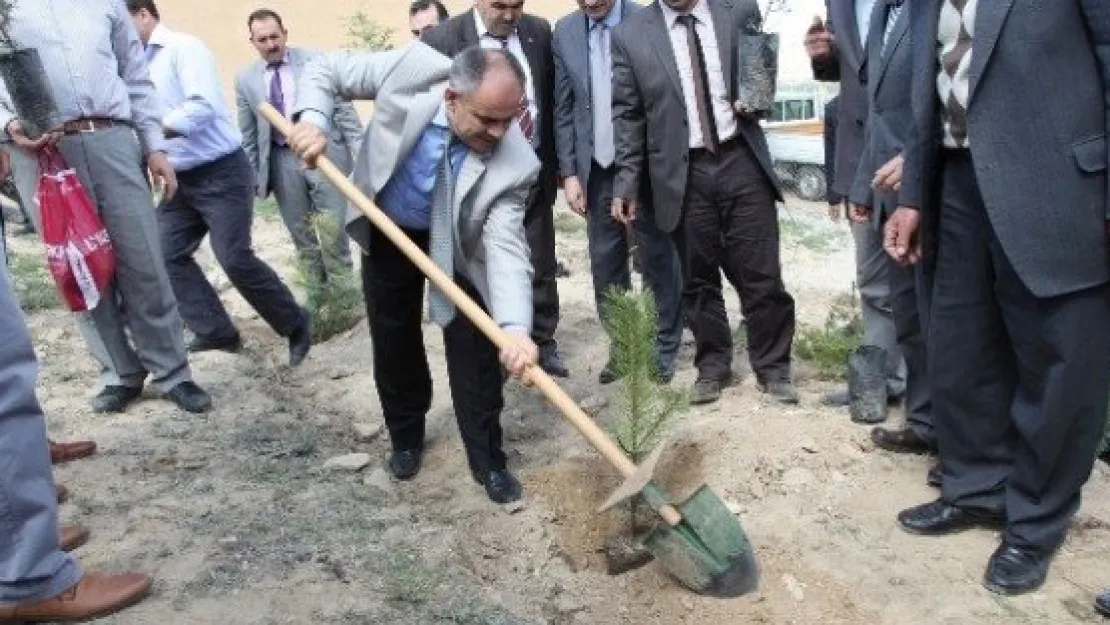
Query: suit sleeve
xmin=420 ymin=21 xmax=454 ymax=56
xmin=483 ymin=161 xmax=541 ymax=333
xmin=849 ymin=114 xmax=877 ymax=207
xmin=824 ymin=101 xmax=843 ymax=205
xmin=291 ymin=48 xmax=407 ymax=129
xmin=812 ymin=2 xmax=841 ymax=82
xmin=611 ymin=28 xmax=645 ymax=202
xmin=235 ymin=76 xmax=260 ymax=174
xmin=552 ymin=32 xmax=577 ymax=179
xmin=332 ymin=101 xmax=364 ymax=158
xmin=109 ymin=1 xmax=165 ymax=154
xmin=1080 ymin=0 xmax=1110 ymax=219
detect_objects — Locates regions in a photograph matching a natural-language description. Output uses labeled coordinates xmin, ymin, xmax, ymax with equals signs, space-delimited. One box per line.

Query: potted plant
xmin=601 ymin=287 xmax=689 ymax=574
xmin=734 ymin=1 xmax=786 ymax=115
xmin=0 ymin=0 xmax=60 ymax=139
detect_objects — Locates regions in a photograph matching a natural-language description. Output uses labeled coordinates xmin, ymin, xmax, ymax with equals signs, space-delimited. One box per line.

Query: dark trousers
xmin=160 ymin=149 xmax=303 ymax=341
xmin=362 ymin=225 xmax=506 ymax=474
xmin=585 ymin=161 xmax=684 ymax=375
xmin=674 ymin=138 xmax=796 ymax=382
xmin=525 ymin=184 xmax=560 ymax=348
xmin=932 ymin=150 xmax=1110 ymax=550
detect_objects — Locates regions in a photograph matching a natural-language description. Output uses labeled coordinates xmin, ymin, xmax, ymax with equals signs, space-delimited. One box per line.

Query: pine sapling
xmin=293 ymin=213 xmax=364 ymax=342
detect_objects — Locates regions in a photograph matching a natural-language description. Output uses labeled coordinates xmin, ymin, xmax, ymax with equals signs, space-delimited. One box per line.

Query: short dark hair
xmin=449 ymin=46 xmax=526 ymax=96
xmin=247 ymin=8 xmax=285 ymax=33
xmin=410 ymin=0 xmax=449 ymax=20
xmin=125 ymin=0 xmax=159 ymax=19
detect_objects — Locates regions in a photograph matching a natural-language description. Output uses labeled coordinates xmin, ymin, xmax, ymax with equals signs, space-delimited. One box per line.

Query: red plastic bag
xmin=35 ymin=147 xmax=116 ymax=312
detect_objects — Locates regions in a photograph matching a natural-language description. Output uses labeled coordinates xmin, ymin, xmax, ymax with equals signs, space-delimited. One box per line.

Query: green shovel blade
xmin=643 ymin=485 xmax=759 ymax=598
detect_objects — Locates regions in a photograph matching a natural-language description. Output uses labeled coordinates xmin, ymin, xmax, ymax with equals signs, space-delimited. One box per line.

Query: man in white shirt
xmin=128 ymin=0 xmax=311 ymax=367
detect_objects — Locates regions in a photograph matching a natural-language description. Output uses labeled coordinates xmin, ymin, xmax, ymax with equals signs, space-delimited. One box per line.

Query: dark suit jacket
xmin=848 ymin=0 xmax=910 ymax=221
xmin=610 ymin=0 xmax=781 ymax=234
xmin=824 ymin=95 xmax=842 ymax=205
xmin=812 ymin=0 xmax=871 ymax=198
xmin=902 ymin=0 xmax=1110 ymax=298
xmin=552 ymin=0 xmax=639 ymax=189
xmin=422 ymin=10 xmax=558 ymax=210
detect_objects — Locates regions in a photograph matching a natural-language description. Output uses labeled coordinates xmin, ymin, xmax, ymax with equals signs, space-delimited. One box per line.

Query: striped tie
xmin=428 ymin=134 xmax=456 ymax=326
xmin=497 ymin=38 xmax=535 ymax=141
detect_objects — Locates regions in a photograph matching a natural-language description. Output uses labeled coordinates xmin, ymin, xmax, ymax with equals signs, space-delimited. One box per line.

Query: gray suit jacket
xmin=902 ymin=0 xmax=1110 ymax=298
xmin=611 ymin=0 xmax=781 ymax=234
xmin=812 ymin=0 xmax=872 ymax=198
xmin=235 ymin=46 xmax=363 ymax=193
xmin=552 ymin=0 xmax=638 ymax=188
xmin=292 ymin=42 xmax=540 ymax=332
xmin=848 ymin=0 xmax=910 ymax=222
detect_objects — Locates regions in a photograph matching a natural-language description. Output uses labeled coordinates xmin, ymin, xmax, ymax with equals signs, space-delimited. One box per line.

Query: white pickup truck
xmin=761 ymin=89 xmax=833 ymax=202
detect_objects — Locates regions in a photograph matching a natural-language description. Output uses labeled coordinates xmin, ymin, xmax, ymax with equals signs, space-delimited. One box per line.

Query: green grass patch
xmin=7 ymin=247 xmax=60 ymax=311
xmin=794 ymin=289 xmax=863 ymax=380
xmin=294 ymin=213 xmax=365 ymax=342
xmin=254 ymin=197 xmax=281 ymax=221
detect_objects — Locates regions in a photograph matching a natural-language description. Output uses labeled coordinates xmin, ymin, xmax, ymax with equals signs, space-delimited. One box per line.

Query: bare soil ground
xmin=8 ymin=195 xmax=1110 ymax=624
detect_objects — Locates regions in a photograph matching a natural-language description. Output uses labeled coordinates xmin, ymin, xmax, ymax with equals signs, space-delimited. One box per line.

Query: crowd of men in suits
xmin=0 ymin=0 xmax=1108 ymax=620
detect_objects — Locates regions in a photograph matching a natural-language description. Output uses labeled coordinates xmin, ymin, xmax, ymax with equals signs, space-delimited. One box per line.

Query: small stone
xmin=604 ymin=533 xmax=655 ymax=575
xmin=579 ymin=394 xmax=609 ymax=416
xmin=362 ymin=467 xmax=392 ymax=490
xmin=554 ymin=595 xmax=587 ymax=616
xmin=329 ymin=368 xmax=354 ymax=380
xmin=800 ymin=440 xmax=819 ymax=454
xmin=324 ymin=453 xmax=372 ymax=472
xmin=353 ymin=422 xmax=384 ymax=443
xmin=680 ymin=597 xmax=694 ymax=611
xmin=502 ymin=499 xmax=526 ymax=514
xmin=781 ymin=467 xmax=815 ymax=488
xmin=724 ymin=500 xmax=744 ymax=515
xmin=781 ymin=573 xmax=805 ymax=601
xmin=888 ymin=576 xmax=906 ymax=586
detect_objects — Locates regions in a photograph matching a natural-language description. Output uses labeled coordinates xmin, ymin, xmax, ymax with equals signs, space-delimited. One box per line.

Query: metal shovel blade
xmin=643 ymin=485 xmax=759 ymax=598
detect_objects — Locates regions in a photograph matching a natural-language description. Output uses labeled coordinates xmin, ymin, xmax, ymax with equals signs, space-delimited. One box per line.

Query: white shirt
xmin=659 ymin=0 xmax=737 ymax=149
xmin=473 ymin=8 xmax=539 ymax=147
xmin=856 ymin=0 xmax=877 ymax=47
xmin=144 ymin=23 xmax=241 ymax=171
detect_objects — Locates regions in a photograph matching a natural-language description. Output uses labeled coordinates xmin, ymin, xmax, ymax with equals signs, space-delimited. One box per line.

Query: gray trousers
xmin=4 ymin=128 xmax=192 ymax=393
xmin=585 ymin=161 xmax=683 ymax=377
xmin=850 ymin=218 xmax=906 ymax=397
xmin=268 ymin=143 xmax=353 ymax=282
xmin=0 ymin=256 xmax=82 ymax=605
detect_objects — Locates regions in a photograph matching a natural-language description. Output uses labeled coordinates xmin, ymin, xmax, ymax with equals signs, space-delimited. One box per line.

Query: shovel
xmin=259 ymin=103 xmax=759 ymax=598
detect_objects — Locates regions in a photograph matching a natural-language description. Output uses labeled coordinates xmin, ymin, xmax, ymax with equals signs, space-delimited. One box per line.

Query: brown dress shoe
xmin=58 ymin=525 xmax=90 ymax=552
xmin=56 ymin=484 xmax=69 ymax=504
xmin=49 ymin=440 xmax=97 ymax=465
xmin=0 ymin=572 xmax=152 ymax=622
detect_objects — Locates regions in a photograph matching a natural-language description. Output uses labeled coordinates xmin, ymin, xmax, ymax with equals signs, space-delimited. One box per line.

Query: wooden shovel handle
xmin=259 ymin=104 xmax=682 ymax=525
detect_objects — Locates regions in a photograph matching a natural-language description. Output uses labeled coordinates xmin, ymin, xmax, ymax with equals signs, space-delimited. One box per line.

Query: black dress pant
xmin=673 ymin=137 xmax=796 ymax=383
xmin=932 ymin=149 xmax=1110 ymax=550
xmin=525 ymin=184 xmax=560 ymax=349
xmin=160 ymin=149 xmax=303 ymax=340
xmin=361 ymin=225 xmax=506 ymax=475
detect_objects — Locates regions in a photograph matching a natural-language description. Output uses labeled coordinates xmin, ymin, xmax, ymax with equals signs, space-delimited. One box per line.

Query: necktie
xmin=268 ymin=61 xmax=287 ymax=146
xmin=590 ymin=21 xmax=615 ymax=167
xmin=428 ymin=132 xmax=457 ymax=326
xmin=677 ymin=14 xmax=718 ymax=154
xmin=497 ymin=38 xmax=536 ymax=142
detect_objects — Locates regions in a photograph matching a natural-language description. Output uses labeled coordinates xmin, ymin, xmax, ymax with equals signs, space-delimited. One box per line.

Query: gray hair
xmin=448 ymin=46 xmax=526 ymax=96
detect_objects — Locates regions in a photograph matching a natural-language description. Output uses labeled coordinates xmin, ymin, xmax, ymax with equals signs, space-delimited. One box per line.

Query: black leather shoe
xmin=288 ymin=310 xmax=312 ymax=367
xmin=983 ymin=542 xmax=1052 ymax=596
xmin=539 ymin=344 xmax=569 ymax=378
xmin=90 ymin=385 xmax=143 ymax=413
xmin=187 ymin=334 xmax=242 ymax=354
xmin=388 ymin=449 xmax=422 ymax=480
xmin=897 ymin=499 xmax=1004 ymax=536
xmin=1095 ymin=588 xmax=1110 ymax=617
xmin=473 ymin=468 xmax=522 ymax=504
xmin=165 ymin=381 xmax=212 ymax=414
xmin=692 ymin=378 xmax=724 ymax=405
xmin=760 ymin=379 xmax=800 ymax=405
xmin=599 ymin=361 xmax=619 ymax=385
xmin=871 ymin=426 xmax=938 ymax=454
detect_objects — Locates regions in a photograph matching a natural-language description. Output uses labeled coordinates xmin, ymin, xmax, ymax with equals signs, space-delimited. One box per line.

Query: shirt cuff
xmin=162 ymin=110 xmax=191 ymax=137
xmin=298 ymin=109 xmax=330 ymax=133
xmin=501 ymin=323 xmax=529 ymax=336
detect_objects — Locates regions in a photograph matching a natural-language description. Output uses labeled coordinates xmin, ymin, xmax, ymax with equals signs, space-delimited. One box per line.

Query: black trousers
xmin=674 ymin=137 xmax=796 ymax=383
xmin=525 ymin=184 xmax=560 ymax=348
xmin=160 ymin=149 xmax=303 ymax=340
xmin=361 ymin=225 xmax=506 ymax=474
xmin=932 ymin=150 xmax=1110 ymax=550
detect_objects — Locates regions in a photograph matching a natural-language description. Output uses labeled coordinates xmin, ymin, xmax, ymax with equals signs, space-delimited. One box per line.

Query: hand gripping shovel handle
xmin=260 ymin=103 xmax=682 ymax=526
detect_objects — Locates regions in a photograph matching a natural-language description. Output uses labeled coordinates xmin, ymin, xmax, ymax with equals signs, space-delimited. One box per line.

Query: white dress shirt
xmin=659 ymin=0 xmax=737 ymax=149
xmin=473 ymin=8 xmax=539 ymax=148
xmin=144 ymin=23 xmax=242 ymax=171
xmin=856 ymin=0 xmax=877 ymax=47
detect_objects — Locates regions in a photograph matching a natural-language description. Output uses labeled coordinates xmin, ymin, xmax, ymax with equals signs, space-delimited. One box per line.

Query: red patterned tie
xmin=498 ymin=37 xmax=535 ymax=141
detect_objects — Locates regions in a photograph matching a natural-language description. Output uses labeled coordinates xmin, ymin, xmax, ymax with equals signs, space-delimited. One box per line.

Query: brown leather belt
xmin=61 ymin=118 xmax=119 ymax=135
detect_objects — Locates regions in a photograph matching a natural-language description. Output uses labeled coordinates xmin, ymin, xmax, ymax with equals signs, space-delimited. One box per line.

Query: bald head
xmin=444 ymin=47 xmax=526 ymax=154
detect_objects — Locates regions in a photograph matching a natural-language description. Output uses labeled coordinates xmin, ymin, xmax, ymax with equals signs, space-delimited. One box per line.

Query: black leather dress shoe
xmin=165 ymin=382 xmax=212 ymax=414
xmin=473 ymin=468 xmax=522 ymax=504
xmin=388 ymin=449 xmax=422 ymax=480
xmin=871 ymin=426 xmax=938 ymax=454
xmin=897 ymin=499 xmax=1004 ymax=536
xmin=90 ymin=385 xmax=143 ymax=413
xmin=288 ymin=310 xmax=312 ymax=367
xmin=1095 ymin=588 xmax=1110 ymax=616
xmin=539 ymin=344 xmax=569 ymax=378
xmin=983 ymin=542 xmax=1052 ymax=596
xmin=187 ymin=334 xmax=242 ymax=354
xmin=598 ymin=361 xmax=619 ymax=385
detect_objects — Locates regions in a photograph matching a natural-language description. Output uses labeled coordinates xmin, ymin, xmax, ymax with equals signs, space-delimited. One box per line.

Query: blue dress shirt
xmin=374 ymin=107 xmax=470 ymax=230
xmin=144 ymin=24 xmax=243 ymax=171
